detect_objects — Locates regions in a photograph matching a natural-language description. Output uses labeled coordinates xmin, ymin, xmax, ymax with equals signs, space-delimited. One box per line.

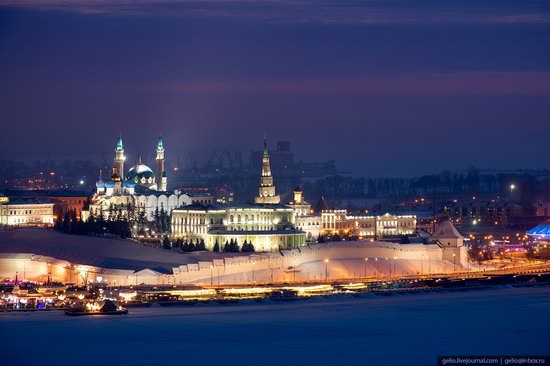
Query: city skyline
xmin=1 ymin=3 xmax=550 ymax=363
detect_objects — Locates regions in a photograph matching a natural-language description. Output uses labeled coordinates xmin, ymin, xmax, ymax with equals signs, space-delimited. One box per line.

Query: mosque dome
xmin=126 ymin=163 xmax=156 ymax=185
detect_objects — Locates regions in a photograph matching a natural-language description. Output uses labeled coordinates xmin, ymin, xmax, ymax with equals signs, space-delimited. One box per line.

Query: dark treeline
xmin=302 ymin=168 xmax=550 ymax=202
xmin=54 ymin=203 xmax=172 ymax=239
xmin=54 ymin=208 xmax=132 ymax=238
xmin=166 ymin=237 xmax=207 ymax=252
xmin=162 ymin=237 xmax=255 ymax=253
xmin=218 ymin=239 xmax=255 ymax=253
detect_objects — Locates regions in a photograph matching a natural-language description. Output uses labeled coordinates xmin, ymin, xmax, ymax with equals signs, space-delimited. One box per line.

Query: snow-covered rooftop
xmin=431 ymin=220 xmax=463 ymax=239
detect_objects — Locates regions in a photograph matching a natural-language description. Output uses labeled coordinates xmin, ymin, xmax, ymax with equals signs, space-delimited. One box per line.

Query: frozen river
xmin=2 ymin=286 xmax=549 ymax=366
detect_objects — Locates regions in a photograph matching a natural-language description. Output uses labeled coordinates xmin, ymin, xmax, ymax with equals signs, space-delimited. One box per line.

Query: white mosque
xmin=84 ymin=137 xmax=191 ymax=222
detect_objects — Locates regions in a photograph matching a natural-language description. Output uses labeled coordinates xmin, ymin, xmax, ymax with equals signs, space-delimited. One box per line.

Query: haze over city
xmin=1 ymin=0 xmax=550 ymax=176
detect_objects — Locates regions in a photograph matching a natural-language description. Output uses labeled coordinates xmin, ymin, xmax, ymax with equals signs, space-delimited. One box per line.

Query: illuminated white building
xmin=287 ymin=187 xmax=322 ymax=241
xmin=295 ymin=215 xmax=322 ymax=241
xmin=321 ymin=211 xmax=417 ymax=238
xmin=171 ymin=203 xmax=304 ymax=251
xmin=0 ymin=196 xmax=54 ymax=227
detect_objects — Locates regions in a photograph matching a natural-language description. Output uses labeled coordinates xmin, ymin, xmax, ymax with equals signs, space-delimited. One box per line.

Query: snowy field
xmin=0 ymin=228 xmax=243 ymax=270
xmin=1 ymin=286 xmax=549 ymax=366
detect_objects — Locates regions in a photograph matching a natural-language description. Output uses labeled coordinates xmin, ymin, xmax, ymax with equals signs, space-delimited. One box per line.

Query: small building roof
xmin=431 ymin=220 xmax=463 ymax=239
xmin=2 ymin=197 xmax=56 ymax=205
xmin=314 ymin=196 xmax=330 ymax=212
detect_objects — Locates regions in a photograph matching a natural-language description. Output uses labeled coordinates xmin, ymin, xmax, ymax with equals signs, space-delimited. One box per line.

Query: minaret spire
xmin=156 ymin=136 xmax=167 ymax=191
xmin=114 ymin=136 xmax=125 ymax=181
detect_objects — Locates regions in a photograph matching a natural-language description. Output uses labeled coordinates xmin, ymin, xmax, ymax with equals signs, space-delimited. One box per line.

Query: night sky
xmin=1 ymin=0 xmax=549 ymax=176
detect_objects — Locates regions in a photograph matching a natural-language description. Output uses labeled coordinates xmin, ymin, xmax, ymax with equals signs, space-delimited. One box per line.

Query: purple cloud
xmin=2 ymin=0 xmax=550 ymax=25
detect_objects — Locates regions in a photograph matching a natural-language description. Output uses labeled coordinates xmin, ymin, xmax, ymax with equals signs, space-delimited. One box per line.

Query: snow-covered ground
xmin=0 ymin=228 xmax=243 ymax=270
xmin=1 ymin=286 xmax=549 ymax=366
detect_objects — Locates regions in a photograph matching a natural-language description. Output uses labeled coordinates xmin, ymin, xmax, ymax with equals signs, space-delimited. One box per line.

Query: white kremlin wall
xmin=0 ymin=241 xmax=469 ymax=286
xmin=172 ymin=241 xmax=468 ymax=284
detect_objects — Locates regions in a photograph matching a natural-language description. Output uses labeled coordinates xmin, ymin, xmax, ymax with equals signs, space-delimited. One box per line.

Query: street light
xmin=510 ymin=184 xmax=516 ymax=200
xmin=210 ymin=265 xmax=213 ymax=286
xmin=393 ymin=256 xmax=397 ymax=279
xmin=364 ymin=258 xmax=368 ymax=278
xmin=252 ymin=261 xmax=256 ymax=282
xmin=375 ymin=257 xmax=379 ymax=279
xmin=324 ymin=259 xmax=329 ymax=281
xmin=452 ymin=253 xmax=456 ymax=273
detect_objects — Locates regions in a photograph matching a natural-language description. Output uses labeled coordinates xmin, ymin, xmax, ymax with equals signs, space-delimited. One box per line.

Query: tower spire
xmin=255 ymin=135 xmax=280 ymax=204
xmin=116 ymin=136 xmax=124 ymax=151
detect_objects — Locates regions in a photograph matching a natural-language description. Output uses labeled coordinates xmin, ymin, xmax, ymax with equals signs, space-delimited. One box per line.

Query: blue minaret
xmin=156 ymin=136 xmax=166 ymax=191
xmin=114 ymin=136 xmax=125 ymax=180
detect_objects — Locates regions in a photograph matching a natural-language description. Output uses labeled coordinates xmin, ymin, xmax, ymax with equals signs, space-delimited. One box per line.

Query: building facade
xmin=0 ymin=189 xmax=90 ymax=220
xmin=320 ymin=210 xmax=417 ymax=239
xmin=171 ymin=203 xmax=302 ymax=251
xmin=171 ymin=203 xmax=303 ymax=251
xmin=0 ymin=196 xmax=55 ymax=227
xmin=444 ymin=199 xmax=523 ymax=226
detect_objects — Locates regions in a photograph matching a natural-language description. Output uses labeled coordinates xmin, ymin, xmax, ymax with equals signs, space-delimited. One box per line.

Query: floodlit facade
xmin=0 ymin=196 xmax=55 ymax=226
xmin=171 ymin=203 xmax=303 ymax=251
xmin=295 ymin=215 xmax=322 ymax=241
xmin=320 ymin=211 xmax=417 ymax=238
